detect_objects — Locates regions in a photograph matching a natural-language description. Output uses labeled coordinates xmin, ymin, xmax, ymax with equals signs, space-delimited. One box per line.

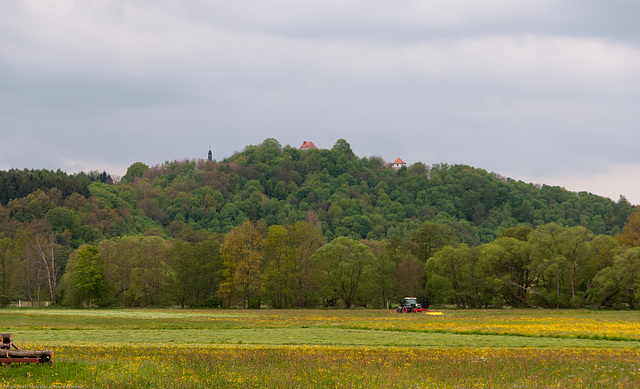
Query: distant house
xmin=388 ymin=158 xmax=406 ymax=170
xmin=299 ymin=141 xmax=317 ymax=150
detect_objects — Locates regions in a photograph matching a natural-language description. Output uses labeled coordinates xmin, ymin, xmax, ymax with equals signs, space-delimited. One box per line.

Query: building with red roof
xmin=388 ymin=158 xmax=406 ymax=170
xmin=299 ymin=141 xmax=317 ymax=150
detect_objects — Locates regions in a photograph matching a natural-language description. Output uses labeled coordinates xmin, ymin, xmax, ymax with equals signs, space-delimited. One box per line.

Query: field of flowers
xmin=2 ymin=309 xmax=640 ymax=388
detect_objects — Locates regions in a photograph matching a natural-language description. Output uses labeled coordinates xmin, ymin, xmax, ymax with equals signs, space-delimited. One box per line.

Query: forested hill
xmin=0 ymin=138 xmax=634 ymax=246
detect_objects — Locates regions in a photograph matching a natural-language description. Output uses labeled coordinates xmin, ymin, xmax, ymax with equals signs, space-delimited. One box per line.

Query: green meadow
xmin=2 ymin=308 xmax=640 ymax=388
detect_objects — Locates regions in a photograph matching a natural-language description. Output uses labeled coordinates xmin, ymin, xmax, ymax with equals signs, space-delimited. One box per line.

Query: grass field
xmin=1 ymin=308 xmax=639 ymax=388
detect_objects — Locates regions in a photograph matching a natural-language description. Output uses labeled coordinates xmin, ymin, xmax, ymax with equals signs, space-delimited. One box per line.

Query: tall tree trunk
xmin=556 ymin=269 xmax=560 ymax=309
xmin=121 ymin=263 xmax=128 ymax=308
xmin=33 ymin=233 xmax=57 ymax=304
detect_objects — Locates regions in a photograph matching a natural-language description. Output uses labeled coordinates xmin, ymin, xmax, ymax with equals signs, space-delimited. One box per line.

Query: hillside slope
xmin=1 ymin=138 xmax=633 ymax=246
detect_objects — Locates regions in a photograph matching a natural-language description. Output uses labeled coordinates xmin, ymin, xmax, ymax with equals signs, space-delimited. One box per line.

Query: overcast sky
xmin=1 ymin=0 xmax=639 ymax=204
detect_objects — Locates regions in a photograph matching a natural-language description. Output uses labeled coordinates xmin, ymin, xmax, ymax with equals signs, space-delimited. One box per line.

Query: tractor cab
xmin=403 ymin=297 xmax=418 ymax=308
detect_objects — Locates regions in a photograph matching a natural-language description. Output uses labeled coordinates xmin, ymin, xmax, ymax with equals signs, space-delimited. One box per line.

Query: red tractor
xmin=396 ymin=297 xmax=428 ymax=313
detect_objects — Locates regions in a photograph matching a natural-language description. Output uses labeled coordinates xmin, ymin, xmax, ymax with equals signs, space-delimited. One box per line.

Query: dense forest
xmin=0 ymin=138 xmax=639 ymax=309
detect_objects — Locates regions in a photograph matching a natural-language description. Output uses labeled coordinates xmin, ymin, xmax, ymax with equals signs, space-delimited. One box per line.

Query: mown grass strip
xmin=12 ymin=327 xmax=640 ymax=349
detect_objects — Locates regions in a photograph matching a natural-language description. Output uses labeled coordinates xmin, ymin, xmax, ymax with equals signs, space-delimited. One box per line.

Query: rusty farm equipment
xmin=0 ymin=333 xmax=53 ymax=366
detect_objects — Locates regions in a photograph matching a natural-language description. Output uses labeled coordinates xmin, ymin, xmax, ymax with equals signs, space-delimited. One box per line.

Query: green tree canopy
xmin=311 ymin=236 xmax=374 ymax=308
xmin=63 ymin=244 xmax=104 ymax=306
xmin=122 ymin=162 xmax=150 ymax=183
xmin=217 ymin=221 xmax=265 ymax=308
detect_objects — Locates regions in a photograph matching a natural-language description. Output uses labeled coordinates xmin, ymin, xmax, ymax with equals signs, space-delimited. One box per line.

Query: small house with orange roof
xmin=388 ymin=158 xmax=406 ymax=170
xmin=299 ymin=141 xmax=317 ymax=150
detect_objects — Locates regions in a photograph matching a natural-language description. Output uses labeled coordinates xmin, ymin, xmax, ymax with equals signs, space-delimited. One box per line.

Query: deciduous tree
xmin=0 ymin=235 xmax=16 ymax=306
xmin=408 ymin=222 xmax=455 ymax=264
xmin=217 ymin=221 xmax=265 ymax=308
xmin=311 ymin=237 xmax=374 ymax=308
xmin=617 ymin=211 xmax=640 ymax=247
xmin=592 ymin=247 xmax=640 ymax=309
xmin=63 ymin=244 xmax=104 ymax=306
xmin=426 ymin=245 xmax=488 ymax=308
xmin=480 ymin=237 xmax=535 ymax=307
xmin=32 ymin=232 xmax=58 ymax=304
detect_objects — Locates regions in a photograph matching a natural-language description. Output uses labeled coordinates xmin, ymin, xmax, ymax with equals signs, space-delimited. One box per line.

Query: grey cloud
xmin=1 ymin=0 xmax=639 ymax=203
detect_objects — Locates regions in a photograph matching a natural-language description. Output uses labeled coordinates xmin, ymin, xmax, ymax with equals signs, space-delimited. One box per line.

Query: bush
xmin=202 ymin=297 xmax=223 ymax=309
xmin=248 ymin=298 xmax=261 ymax=309
xmin=0 ymin=294 xmax=11 ymax=307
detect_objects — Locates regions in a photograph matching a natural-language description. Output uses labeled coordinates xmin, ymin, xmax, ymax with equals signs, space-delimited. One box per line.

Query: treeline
xmin=427 ymin=223 xmax=640 ymax=309
xmin=3 ymin=217 xmax=640 ymax=309
xmin=0 ymin=138 xmax=638 ymax=309
xmin=0 ymin=169 xmax=112 ymax=208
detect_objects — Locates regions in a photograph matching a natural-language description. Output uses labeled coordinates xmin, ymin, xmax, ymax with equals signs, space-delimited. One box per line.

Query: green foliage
xmin=263 ymin=222 xmax=325 ymax=308
xmin=366 ymin=251 xmax=397 ymax=308
xmin=311 ymin=236 xmax=375 ymax=308
xmin=426 ymin=245 xmax=491 ymax=308
xmin=0 ymin=138 xmax=638 ymax=309
xmin=122 ymin=162 xmax=150 ymax=183
xmin=423 ymin=222 xmax=633 ymax=309
xmin=480 ymin=237 xmax=535 ymax=307
xmin=217 ymin=221 xmax=266 ymax=308
xmin=0 ymin=235 xmax=15 ymax=307
xmin=408 ymin=222 xmax=456 ymax=264
xmin=62 ymin=244 xmax=104 ymax=306
xmin=168 ymin=230 xmax=223 ymax=308
xmin=592 ymin=247 xmax=640 ymax=309
xmin=95 ymin=236 xmax=175 ymax=307
xmin=0 ymin=169 xmax=92 ymax=206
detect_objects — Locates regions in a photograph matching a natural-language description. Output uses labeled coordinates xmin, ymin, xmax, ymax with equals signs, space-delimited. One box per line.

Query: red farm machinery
xmin=395 ymin=297 xmax=429 ymax=313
